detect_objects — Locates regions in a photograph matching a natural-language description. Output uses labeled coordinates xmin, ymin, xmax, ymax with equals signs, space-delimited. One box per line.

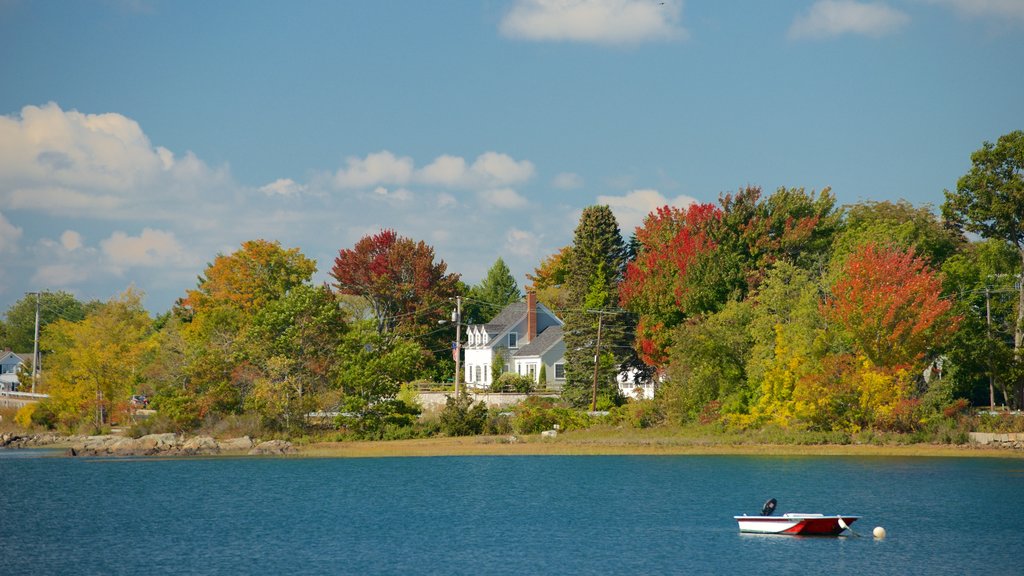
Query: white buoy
xmin=873 ymin=526 xmax=886 ymax=539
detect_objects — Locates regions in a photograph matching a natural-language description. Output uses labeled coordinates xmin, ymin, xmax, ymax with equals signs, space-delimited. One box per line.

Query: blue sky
xmin=1 ymin=0 xmax=1022 ymax=314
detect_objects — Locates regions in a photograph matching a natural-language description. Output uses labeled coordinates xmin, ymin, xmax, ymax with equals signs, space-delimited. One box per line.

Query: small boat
xmin=734 ymin=499 xmax=860 ymax=536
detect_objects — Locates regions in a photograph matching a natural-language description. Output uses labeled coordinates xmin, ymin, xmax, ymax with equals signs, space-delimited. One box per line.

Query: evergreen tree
xmin=465 ymin=257 xmax=522 ymax=323
xmin=561 ymin=205 xmax=633 ymax=408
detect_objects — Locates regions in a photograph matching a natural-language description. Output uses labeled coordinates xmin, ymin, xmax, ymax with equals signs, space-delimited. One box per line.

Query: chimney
xmin=526 ymin=291 xmax=537 ymax=343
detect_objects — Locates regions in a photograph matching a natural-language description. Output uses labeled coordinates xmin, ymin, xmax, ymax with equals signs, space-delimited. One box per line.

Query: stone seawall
xmin=968 ymin=432 xmax=1024 ymax=448
xmin=416 ymin=391 xmax=557 ymax=410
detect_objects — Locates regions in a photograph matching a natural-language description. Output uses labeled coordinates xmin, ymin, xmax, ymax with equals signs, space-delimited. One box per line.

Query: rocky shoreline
xmin=0 ymin=432 xmax=295 ymax=457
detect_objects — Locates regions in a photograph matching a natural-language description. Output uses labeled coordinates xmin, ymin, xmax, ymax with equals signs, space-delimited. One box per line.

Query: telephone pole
xmin=27 ymin=291 xmax=40 ymax=394
xmin=453 ymin=296 xmax=462 ymax=397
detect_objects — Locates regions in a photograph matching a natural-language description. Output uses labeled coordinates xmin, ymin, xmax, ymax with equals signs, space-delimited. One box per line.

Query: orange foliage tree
xmin=823 ymin=242 xmax=958 ymax=370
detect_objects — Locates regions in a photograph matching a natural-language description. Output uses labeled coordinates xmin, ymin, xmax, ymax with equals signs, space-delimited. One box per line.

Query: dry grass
xmin=297 ymin=430 xmax=1023 ymax=459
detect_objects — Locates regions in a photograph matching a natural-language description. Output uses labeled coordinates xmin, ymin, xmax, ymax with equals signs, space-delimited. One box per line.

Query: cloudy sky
xmin=1 ymin=0 xmax=1021 ymax=314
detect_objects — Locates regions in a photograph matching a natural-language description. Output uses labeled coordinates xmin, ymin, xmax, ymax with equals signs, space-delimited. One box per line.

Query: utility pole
xmin=28 ymin=291 xmax=40 ymax=394
xmin=590 ymin=313 xmax=603 ymax=412
xmin=986 ymin=287 xmax=994 ymax=410
xmin=453 ymin=296 xmax=462 ymax=397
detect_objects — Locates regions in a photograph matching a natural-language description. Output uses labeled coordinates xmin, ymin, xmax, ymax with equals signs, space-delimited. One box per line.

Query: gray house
xmin=462 ymin=293 xmax=566 ymax=390
xmin=0 ymin=350 xmax=27 ymax=392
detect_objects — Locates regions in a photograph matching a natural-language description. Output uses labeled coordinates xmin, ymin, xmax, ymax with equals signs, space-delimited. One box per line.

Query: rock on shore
xmin=66 ymin=434 xmax=276 ymax=457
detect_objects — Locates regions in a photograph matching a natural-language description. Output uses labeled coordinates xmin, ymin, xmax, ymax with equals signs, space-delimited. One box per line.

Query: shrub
xmin=874 ymin=399 xmax=925 ymax=433
xmin=942 ymin=398 xmax=971 ymax=419
xmin=439 ymin=393 xmax=488 ymax=436
xmin=609 ymin=400 xmax=663 ymax=429
xmin=14 ymin=404 xmax=37 ymax=429
xmin=494 ymin=373 xmax=534 ymax=393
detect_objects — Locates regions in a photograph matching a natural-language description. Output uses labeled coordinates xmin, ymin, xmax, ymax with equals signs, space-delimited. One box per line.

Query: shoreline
xmin=297 ymin=435 xmax=1024 ymax=459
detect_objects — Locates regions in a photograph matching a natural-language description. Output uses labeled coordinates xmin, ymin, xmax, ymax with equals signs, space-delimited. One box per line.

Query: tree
xmin=526 ymin=245 xmax=572 ymax=313
xmin=331 ymin=230 xmax=460 ymax=337
xmin=561 ymin=206 xmax=631 ymax=408
xmin=943 ymin=130 xmax=1024 ymax=404
xmin=465 ymin=257 xmax=521 ymax=324
xmin=1 ymin=291 xmax=90 ymax=353
xmin=182 ymin=239 xmax=317 ymax=315
xmin=824 ymin=242 xmax=957 ymax=370
xmin=620 ymin=202 xmax=720 ymax=366
xmin=40 ymin=288 xmax=155 ymax=431
xmin=834 ymin=200 xmax=964 ymax=267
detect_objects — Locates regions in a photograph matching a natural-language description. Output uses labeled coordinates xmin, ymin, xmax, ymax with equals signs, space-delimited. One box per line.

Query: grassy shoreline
xmin=297 ymin=432 xmax=1024 ymax=459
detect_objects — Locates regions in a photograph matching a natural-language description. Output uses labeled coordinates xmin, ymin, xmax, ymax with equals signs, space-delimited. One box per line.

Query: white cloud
xmin=333 ymin=151 xmax=414 ymax=188
xmin=418 ymin=155 xmax=468 ymax=186
xmin=500 ymin=0 xmax=688 ymax=44
xmin=467 ymin=152 xmax=535 ymax=187
xmin=0 ymin=102 xmax=230 ymax=220
xmin=597 ymin=188 xmax=698 ymax=235
xmin=100 ymin=228 xmax=191 ymax=269
xmin=436 ymin=192 xmax=458 ymax=208
xmin=370 ymin=186 xmax=415 ymax=205
xmin=480 ymin=188 xmax=529 ymax=209
xmin=0 ymin=211 xmax=22 ymax=253
xmin=552 ymin=172 xmax=584 ymax=190
xmin=924 ymin=0 xmax=1024 ymax=25
xmin=504 ymin=228 xmax=542 ymax=258
xmin=259 ymin=178 xmax=306 ymax=197
xmin=60 ymin=230 xmax=83 ymax=251
xmin=788 ymin=1 xmax=910 ymax=39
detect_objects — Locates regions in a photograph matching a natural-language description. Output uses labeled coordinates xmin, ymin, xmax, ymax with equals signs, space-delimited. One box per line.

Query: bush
xmin=609 ymin=400 xmax=663 ymax=429
xmin=494 ymin=373 xmax=534 ymax=393
xmin=14 ymin=404 xmax=37 ymax=429
xmin=439 ymin=393 xmax=488 ymax=436
xmin=511 ymin=397 xmax=594 ymax=434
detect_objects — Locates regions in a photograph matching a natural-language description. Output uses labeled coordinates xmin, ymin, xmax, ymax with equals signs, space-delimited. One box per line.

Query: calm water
xmin=1 ymin=451 xmax=1022 ymax=575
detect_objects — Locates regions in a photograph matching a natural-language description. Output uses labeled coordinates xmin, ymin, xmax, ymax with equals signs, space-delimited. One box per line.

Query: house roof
xmin=0 ymin=351 xmax=27 ymax=364
xmin=514 ymin=325 xmax=563 ymax=357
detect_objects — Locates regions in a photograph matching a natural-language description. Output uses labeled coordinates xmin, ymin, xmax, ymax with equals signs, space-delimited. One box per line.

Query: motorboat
xmin=734 ymin=498 xmax=860 ymax=536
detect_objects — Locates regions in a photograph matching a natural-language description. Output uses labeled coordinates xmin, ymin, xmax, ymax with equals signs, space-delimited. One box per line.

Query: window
xmin=508 ymin=332 xmax=518 ymax=348
xmin=475 ymin=365 xmax=482 ymax=383
xmin=554 ymin=363 xmax=565 ymax=380
xmin=527 ymin=364 xmax=536 ymax=380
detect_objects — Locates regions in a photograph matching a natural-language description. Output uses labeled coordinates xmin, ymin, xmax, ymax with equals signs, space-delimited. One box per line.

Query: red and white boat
xmin=735 ymin=499 xmax=860 ymax=536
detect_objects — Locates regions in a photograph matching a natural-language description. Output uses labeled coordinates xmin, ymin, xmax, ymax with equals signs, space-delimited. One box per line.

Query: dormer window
xmin=508 ymin=332 xmax=518 ymax=349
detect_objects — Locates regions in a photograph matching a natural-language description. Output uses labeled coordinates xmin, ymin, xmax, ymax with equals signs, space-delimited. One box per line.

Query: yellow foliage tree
xmin=42 ymin=288 xmax=155 ymax=431
xmin=751 ymin=324 xmax=806 ymax=428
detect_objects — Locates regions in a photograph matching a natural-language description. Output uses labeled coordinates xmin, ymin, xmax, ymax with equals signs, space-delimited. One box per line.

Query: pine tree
xmin=561 ymin=206 xmax=633 ymax=408
xmin=465 ymin=258 xmax=522 ymax=323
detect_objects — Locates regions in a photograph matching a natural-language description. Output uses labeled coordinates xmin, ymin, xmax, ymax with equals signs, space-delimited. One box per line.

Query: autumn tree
xmin=561 ymin=206 xmax=632 ymax=408
xmin=832 ymin=200 xmax=964 ymax=268
xmin=331 ymin=230 xmax=460 ymax=337
xmin=40 ymin=289 xmax=155 ymax=431
xmin=824 ymin=242 xmax=957 ymax=370
xmin=526 ymin=245 xmax=571 ymax=313
xmin=943 ymin=130 xmax=1024 ymax=405
xmin=620 ymin=202 xmax=720 ymax=366
xmin=182 ymin=239 xmax=317 ymax=315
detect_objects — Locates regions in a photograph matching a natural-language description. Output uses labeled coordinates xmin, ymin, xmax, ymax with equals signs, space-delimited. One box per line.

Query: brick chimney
xmin=526 ymin=291 xmax=537 ymax=343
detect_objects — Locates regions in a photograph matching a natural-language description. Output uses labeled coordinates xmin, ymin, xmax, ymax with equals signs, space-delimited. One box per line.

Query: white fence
xmin=0 ymin=390 xmax=49 ymax=408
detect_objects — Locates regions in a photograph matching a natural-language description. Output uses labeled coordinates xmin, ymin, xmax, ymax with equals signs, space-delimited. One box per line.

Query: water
xmin=1 ymin=451 xmax=1022 ymax=575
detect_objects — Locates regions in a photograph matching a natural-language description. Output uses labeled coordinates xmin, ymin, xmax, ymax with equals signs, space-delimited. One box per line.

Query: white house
xmin=0 ymin=350 xmax=27 ymax=392
xmin=463 ymin=292 xmax=566 ymax=390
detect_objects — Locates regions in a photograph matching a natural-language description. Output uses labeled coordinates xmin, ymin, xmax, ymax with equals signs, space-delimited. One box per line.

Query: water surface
xmin=1 ymin=451 xmax=1020 ymax=574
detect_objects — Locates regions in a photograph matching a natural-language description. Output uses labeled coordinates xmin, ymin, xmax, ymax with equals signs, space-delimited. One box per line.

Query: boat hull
xmin=734 ymin=514 xmax=860 ymax=536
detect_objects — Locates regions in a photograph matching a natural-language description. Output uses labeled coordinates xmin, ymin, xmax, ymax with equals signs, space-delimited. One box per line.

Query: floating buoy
xmin=873 ymin=526 xmax=886 ymax=539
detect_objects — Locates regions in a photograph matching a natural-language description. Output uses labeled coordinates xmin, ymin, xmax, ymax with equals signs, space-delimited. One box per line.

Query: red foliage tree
xmin=823 ymin=242 xmax=959 ymax=369
xmin=619 ymin=203 xmax=721 ymax=365
xmin=331 ymin=230 xmax=460 ymax=336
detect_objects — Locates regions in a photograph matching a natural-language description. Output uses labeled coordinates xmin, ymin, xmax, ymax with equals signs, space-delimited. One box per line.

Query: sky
xmin=1 ymin=0 xmax=1022 ymax=315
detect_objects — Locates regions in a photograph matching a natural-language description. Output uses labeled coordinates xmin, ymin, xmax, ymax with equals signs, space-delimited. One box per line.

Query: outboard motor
xmin=761 ymin=498 xmax=777 ymax=516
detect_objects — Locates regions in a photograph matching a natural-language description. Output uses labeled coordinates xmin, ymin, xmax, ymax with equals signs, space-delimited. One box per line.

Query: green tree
xmin=834 ymin=200 xmax=964 ymax=267
xmin=562 ymin=206 xmax=631 ymax=408
xmin=1 ymin=291 xmax=90 ymax=353
xmin=942 ymin=130 xmax=1024 ymax=405
xmin=465 ymin=258 xmax=522 ymax=323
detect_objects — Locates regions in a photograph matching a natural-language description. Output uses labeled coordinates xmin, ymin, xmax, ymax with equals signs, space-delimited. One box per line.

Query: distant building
xmin=0 ymin=350 xmax=27 ymax=392
xmin=463 ymin=292 xmax=566 ymax=390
